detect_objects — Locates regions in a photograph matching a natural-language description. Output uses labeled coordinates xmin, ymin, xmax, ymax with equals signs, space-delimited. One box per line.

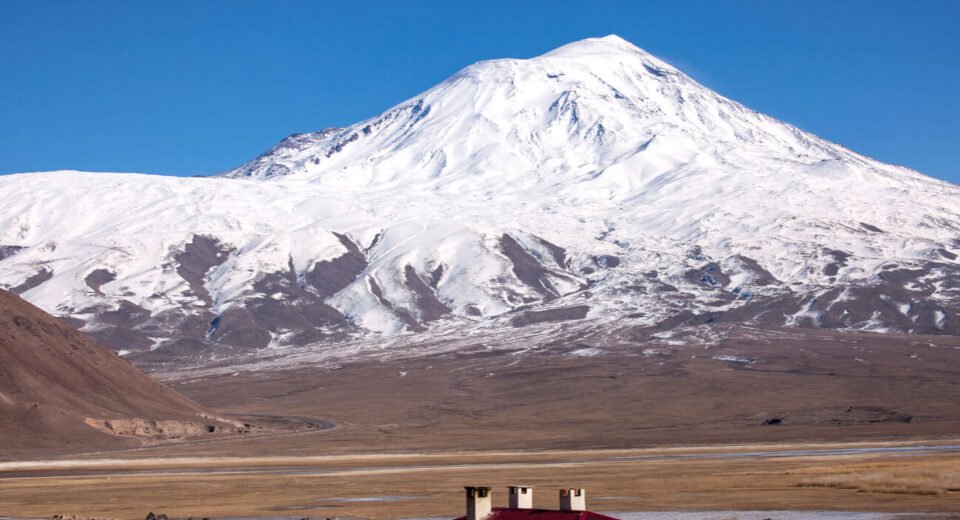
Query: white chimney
xmin=508 ymin=485 xmax=533 ymax=509
xmin=465 ymin=486 xmax=492 ymax=520
xmin=558 ymin=488 xmax=586 ymax=511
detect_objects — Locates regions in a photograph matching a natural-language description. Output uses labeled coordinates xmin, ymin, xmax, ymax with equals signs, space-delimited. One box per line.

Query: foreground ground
xmin=1 ymin=442 xmax=959 ymax=518
xmin=2 ymin=327 xmax=960 ymax=518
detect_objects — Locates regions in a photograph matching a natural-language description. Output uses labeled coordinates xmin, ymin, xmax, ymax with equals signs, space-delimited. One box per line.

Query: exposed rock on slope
xmin=0 ymin=35 xmax=958 ymax=366
xmin=0 ymin=289 xmax=240 ymax=455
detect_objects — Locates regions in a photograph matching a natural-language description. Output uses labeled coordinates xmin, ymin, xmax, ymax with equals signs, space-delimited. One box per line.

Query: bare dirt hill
xmin=0 ymin=289 xmax=243 ymax=457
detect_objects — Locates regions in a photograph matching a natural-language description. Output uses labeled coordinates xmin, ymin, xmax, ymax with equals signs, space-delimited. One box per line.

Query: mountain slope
xmin=0 ymin=289 xmax=239 ymax=454
xmin=0 ymin=36 xmax=958 ymax=367
xmin=227 ymin=36 xmax=903 ymax=188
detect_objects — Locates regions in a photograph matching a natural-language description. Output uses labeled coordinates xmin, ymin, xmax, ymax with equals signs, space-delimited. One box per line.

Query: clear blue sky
xmin=1 ymin=1 xmax=958 ymax=183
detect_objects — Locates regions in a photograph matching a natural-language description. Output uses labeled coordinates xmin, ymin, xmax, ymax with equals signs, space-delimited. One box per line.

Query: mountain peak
xmin=540 ymin=34 xmax=648 ymax=59
xmin=1 ymin=38 xmax=959 ymax=359
xmin=223 ymin=35 xmax=846 ymax=185
xmin=532 ymin=35 xmax=683 ymax=84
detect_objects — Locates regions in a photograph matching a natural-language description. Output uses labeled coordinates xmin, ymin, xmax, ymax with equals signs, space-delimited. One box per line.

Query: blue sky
xmin=1 ymin=1 xmax=958 ymax=183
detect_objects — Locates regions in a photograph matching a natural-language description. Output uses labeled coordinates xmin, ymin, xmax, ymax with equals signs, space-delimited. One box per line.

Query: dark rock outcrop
xmin=499 ymin=234 xmax=560 ymax=300
xmin=404 ymin=265 xmax=451 ymax=322
xmin=11 ymin=268 xmax=52 ymax=295
xmin=512 ymin=305 xmax=590 ymax=327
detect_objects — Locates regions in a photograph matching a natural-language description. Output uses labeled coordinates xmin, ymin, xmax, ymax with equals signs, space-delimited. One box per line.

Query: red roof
xmin=454 ymin=508 xmax=621 ymax=520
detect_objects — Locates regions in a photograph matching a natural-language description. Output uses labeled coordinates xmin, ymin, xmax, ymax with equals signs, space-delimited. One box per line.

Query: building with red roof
xmin=454 ymin=486 xmax=621 ymax=520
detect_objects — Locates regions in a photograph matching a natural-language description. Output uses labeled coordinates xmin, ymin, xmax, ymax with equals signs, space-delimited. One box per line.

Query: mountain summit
xmin=0 ymin=37 xmax=958 ymax=367
xmin=226 ymin=33 xmax=875 ymax=194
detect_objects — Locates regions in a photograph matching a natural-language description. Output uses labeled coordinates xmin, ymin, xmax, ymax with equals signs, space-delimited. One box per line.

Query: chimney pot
xmin=558 ymin=488 xmax=586 ymax=511
xmin=508 ymin=485 xmax=533 ymax=509
xmin=465 ymin=486 xmax=493 ymax=520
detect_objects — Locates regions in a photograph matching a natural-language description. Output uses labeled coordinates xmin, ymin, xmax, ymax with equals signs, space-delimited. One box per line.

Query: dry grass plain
xmin=1 ymin=446 xmax=960 ymax=519
xmin=3 ymin=327 xmax=960 ymax=518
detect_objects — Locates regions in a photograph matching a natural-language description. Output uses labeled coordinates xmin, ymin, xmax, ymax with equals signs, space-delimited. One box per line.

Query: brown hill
xmin=0 ymin=289 xmax=241 ymax=457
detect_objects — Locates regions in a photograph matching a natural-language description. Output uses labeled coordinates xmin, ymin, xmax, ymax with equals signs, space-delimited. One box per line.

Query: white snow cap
xmin=0 ymin=35 xmax=957 ymax=343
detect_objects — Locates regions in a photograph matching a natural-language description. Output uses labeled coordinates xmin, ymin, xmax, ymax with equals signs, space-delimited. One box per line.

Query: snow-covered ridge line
xmin=1 ymin=35 xmax=959 ymax=364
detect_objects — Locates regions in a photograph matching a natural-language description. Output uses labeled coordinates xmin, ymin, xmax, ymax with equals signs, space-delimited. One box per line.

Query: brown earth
xmin=1 ymin=445 xmax=959 ymax=519
xmin=0 ymin=289 xmax=245 ymax=456
xmin=146 ymin=326 xmax=960 ymax=456
xmin=4 ymin=288 xmax=960 ymax=517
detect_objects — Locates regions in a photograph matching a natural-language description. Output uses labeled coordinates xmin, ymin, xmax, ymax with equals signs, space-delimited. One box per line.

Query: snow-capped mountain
xmin=1 ymin=36 xmax=958 ymax=363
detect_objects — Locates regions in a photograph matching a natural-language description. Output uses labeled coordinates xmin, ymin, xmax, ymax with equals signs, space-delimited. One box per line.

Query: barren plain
xmin=2 ymin=326 xmax=960 ymax=518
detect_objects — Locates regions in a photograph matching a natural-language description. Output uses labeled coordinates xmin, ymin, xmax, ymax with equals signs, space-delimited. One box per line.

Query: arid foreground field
xmin=1 ymin=443 xmax=960 ymax=519
xmin=2 ymin=327 xmax=960 ymax=518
